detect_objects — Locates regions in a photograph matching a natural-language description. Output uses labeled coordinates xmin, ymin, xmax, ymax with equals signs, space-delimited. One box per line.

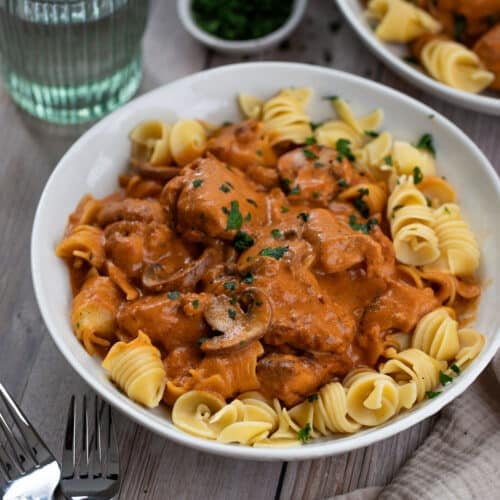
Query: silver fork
xmin=61 ymin=395 xmax=120 ymax=500
xmin=0 ymin=383 xmax=61 ymax=500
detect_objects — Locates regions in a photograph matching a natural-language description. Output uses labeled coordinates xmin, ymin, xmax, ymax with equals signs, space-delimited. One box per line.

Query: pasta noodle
xmin=262 ymin=88 xmax=312 ymax=146
xmin=238 ymin=93 xmax=264 ymax=120
xmin=169 ymin=119 xmax=208 ymax=166
xmin=428 ymin=203 xmax=480 ymax=276
xmin=381 ymin=349 xmax=446 ymax=402
xmin=421 ymin=39 xmax=495 ymax=94
xmin=56 ymin=224 xmax=105 ymax=269
xmin=102 ymin=331 xmax=166 ymax=408
xmin=129 ymin=120 xmax=172 ymax=166
xmin=367 ymin=0 xmax=442 ymax=43
xmin=411 ymin=307 xmax=460 ymax=361
xmin=57 ymin=87 xmax=485 ymax=447
xmin=391 ymin=141 xmax=436 ymax=177
xmin=71 ymin=275 xmax=121 ymax=355
xmin=344 ymin=369 xmax=416 ymax=426
xmin=387 ymin=176 xmax=440 ymax=265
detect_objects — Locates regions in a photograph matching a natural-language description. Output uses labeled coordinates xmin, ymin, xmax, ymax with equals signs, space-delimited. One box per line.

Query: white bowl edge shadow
xmin=31 ymin=62 xmax=500 ymax=461
xmin=177 ymin=0 xmax=308 ymax=54
xmin=335 ymin=0 xmax=500 ymax=116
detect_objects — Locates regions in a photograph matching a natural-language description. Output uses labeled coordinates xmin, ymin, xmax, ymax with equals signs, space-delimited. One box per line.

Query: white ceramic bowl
xmin=32 ymin=62 xmax=500 ymax=461
xmin=177 ymin=0 xmax=308 ymax=54
xmin=336 ymin=0 xmax=500 ymax=116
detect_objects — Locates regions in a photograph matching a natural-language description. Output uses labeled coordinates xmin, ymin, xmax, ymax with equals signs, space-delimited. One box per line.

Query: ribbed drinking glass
xmin=0 ymin=0 xmax=149 ymax=124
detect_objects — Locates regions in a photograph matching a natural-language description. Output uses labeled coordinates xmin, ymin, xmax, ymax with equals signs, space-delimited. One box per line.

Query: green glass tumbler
xmin=0 ymin=0 xmax=149 ymax=124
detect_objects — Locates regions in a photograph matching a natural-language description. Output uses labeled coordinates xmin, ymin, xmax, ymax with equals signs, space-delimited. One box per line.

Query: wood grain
xmin=0 ymin=0 xmax=498 ymax=499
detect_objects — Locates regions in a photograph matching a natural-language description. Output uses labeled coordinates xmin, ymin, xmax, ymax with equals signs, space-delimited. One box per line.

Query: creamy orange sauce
xmin=60 ymin=119 xmax=480 ymax=408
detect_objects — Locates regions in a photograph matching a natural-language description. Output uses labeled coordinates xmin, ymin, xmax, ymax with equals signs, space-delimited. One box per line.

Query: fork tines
xmin=0 ymin=383 xmax=54 ymax=483
xmin=61 ymin=394 xmax=120 ymax=499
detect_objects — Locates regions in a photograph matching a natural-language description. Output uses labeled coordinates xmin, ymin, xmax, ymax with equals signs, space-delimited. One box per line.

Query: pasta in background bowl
xmin=32 ymin=63 xmax=500 ymax=461
xmin=336 ymin=0 xmax=500 ymax=116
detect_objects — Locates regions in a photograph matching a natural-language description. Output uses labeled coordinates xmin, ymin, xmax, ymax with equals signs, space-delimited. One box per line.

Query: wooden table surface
xmin=0 ymin=1 xmax=498 ymax=499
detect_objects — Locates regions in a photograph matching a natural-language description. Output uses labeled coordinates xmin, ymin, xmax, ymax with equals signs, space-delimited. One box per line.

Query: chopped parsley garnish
xmin=416 ymin=133 xmax=436 ymax=157
xmin=224 ymin=281 xmax=237 ymax=291
xmin=244 ymin=213 xmax=252 ymax=221
xmin=192 ymin=179 xmax=203 ymax=188
xmin=271 ymin=229 xmax=282 ymax=239
xmin=444 ymin=206 xmax=451 ymax=214
xmin=307 ymin=394 xmax=318 ymax=402
xmin=311 ymin=121 xmax=321 ymax=131
xmin=281 ymin=178 xmax=292 ymax=192
xmin=312 ymin=191 xmax=320 ymax=199
xmin=365 ymin=130 xmax=379 ymax=138
xmin=228 ymin=308 xmax=237 ymax=320
xmin=303 ymin=148 xmax=319 ymax=160
xmin=246 ymin=198 xmax=258 ymax=207
xmin=76 ymin=322 xmax=80 ymax=329
xmin=233 ymin=230 xmax=254 ymax=251
xmin=226 ymin=200 xmax=243 ymax=230
xmin=192 ymin=299 xmax=199 ymax=309
xmin=168 ymin=291 xmax=180 ymax=300
xmin=241 ymin=272 xmax=254 ymax=284
xmin=426 ymin=196 xmax=432 ymax=207
xmin=256 ymin=149 xmax=263 ymax=156
xmin=219 ymin=183 xmax=231 ymax=193
xmin=426 ymin=390 xmax=441 ymax=399
xmin=450 ymin=363 xmax=461 ymax=374
xmin=197 ymin=337 xmax=207 ymax=346
xmin=222 ymin=121 xmax=232 ymax=127
xmin=413 ymin=166 xmax=423 ymax=185
xmin=297 ymin=423 xmax=312 ymax=443
xmin=314 ymin=161 xmax=324 ymax=168
xmin=439 ymin=371 xmax=453 ymax=386
xmin=280 ymin=205 xmax=289 ymax=213
xmin=384 ymin=155 xmax=393 ymax=166
xmin=353 ymin=188 xmax=370 ymax=218
xmin=289 ymin=185 xmax=301 ymax=195
xmin=335 ymin=138 xmax=355 ymax=161
xmin=348 ymin=214 xmax=378 ymax=234
xmin=305 ymin=136 xmax=317 ymax=145
xmin=191 ymin=0 xmax=293 ymax=41
xmin=297 ymin=212 xmax=309 ymax=222
xmin=322 ymin=95 xmax=338 ymax=101
xmin=337 ymin=179 xmax=349 ymax=188
xmin=259 ymin=246 xmax=289 ymax=260
xmin=453 ymin=13 xmax=467 ymax=42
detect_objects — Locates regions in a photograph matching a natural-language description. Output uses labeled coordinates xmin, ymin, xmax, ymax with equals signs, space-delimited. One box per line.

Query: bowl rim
xmin=31 ymin=62 xmax=500 ymax=461
xmin=335 ymin=0 xmax=500 ymax=116
xmin=177 ymin=0 xmax=308 ymax=51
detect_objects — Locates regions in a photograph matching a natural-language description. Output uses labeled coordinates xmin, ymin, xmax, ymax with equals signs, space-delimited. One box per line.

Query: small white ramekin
xmin=177 ymin=0 xmax=308 ymax=54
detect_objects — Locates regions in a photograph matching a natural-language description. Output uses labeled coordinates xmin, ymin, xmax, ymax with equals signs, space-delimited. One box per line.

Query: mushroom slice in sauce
xmin=142 ymin=247 xmax=217 ymax=292
xmin=201 ymin=288 xmax=272 ymax=354
xmin=130 ymin=159 xmax=181 ymax=181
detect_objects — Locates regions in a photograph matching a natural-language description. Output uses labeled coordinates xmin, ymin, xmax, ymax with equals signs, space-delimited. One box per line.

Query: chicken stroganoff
xmin=56 ymin=88 xmax=485 ymax=446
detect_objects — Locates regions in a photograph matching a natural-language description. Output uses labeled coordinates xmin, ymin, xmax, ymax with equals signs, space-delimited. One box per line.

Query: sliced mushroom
xmin=142 ymin=247 xmax=217 ymax=292
xmin=130 ymin=158 xmax=181 ymax=181
xmin=201 ymin=288 xmax=272 ymax=354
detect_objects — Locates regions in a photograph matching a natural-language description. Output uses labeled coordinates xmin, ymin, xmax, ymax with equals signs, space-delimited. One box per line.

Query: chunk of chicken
xmin=97 ymin=198 xmax=166 ymax=226
xmin=303 ymin=209 xmax=385 ymax=277
xmin=359 ymin=279 xmax=440 ymax=364
xmin=257 ymin=353 xmax=353 ymax=407
xmin=162 ymin=156 xmax=267 ymax=242
xmin=238 ymin=238 xmax=355 ymax=353
xmin=117 ymin=292 xmax=210 ymax=351
xmin=277 ymin=146 xmax=365 ymax=206
xmin=207 ymin=119 xmax=277 ymax=169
